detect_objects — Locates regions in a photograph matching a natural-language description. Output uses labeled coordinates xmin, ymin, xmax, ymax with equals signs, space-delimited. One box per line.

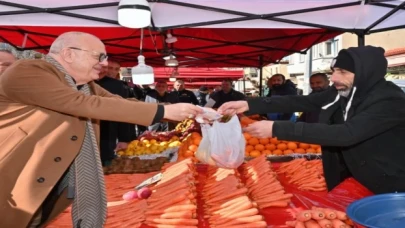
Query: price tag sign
xmin=135 ymin=173 xmax=162 ymax=190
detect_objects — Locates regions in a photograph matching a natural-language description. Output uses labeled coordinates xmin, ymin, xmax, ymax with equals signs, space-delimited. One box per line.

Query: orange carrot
xmin=310 ymin=210 xmax=325 ymax=220
xmin=334 ymin=210 xmax=348 ymax=220
xmin=206 ymin=187 xmax=248 ymax=204
xmin=215 ymin=221 xmax=267 ymax=228
xmin=160 ymin=211 xmax=194 ymax=219
xmin=304 ymin=219 xmax=321 ymax=228
xmin=296 ymin=210 xmax=312 ymax=222
xmin=331 ymin=219 xmax=348 ymax=228
xmin=146 ymin=218 xmax=198 ymax=226
xmin=258 ymin=200 xmax=289 ymax=208
xmin=285 ymin=220 xmax=297 ymax=227
xmin=214 ymin=215 xmax=264 ymax=226
xmin=317 ymin=219 xmax=333 ymax=228
xmin=145 ymin=205 xmax=197 ymax=215
xmin=295 ymin=221 xmax=306 ymax=228
xmin=149 ymin=225 xmax=197 ymax=228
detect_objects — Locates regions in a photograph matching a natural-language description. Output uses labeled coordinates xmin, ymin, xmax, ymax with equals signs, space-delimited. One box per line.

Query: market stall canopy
xmin=0 ymin=0 xmax=403 ymax=67
xmin=153 ymin=67 xmax=244 ymax=80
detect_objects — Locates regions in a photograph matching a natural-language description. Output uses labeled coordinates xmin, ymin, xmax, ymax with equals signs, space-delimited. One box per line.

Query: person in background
xmin=266 ymin=74 xmax=297 ymax=121
xmin=213 ymin=85 xmax=222 ymax=93
xmin=171 ymin=80 xmax=199 ymax=105
xmin=0 ymin=49 xmax=16 ymax=75
xmin=196 ymin=86 xmax=209 ymax=107
xmin=145 ymin=81 xmax=171 ymax=131
xmin=96 ymin=59 xmax=133 ymax=166
xmin=0 ymin=31 xmax=202 ymax=228
xmin=205 ymin=79 xmax=245 ymax=109
xmin=107 ymin=59 xmax=121 ymax=79
xmin=218 ymin=46 xmax=405 ymax=194
xmin=298 ymin=73 xmax=330 ymax=123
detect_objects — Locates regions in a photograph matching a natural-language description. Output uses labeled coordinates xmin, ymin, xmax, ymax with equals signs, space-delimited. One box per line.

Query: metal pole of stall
xmin=303 ymin=47 xmax=313 ymax=95
xmin=258 ymin=55 xmax=264 ymax=96
xmin=243 ymin=75 xmax=246 ymax=94
xmin=357 ymin=32 xmax=365 ymax=47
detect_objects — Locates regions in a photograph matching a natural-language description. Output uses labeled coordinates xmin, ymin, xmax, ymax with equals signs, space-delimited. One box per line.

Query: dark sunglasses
xmin=68 ymin=47 xmax=108 ymax=62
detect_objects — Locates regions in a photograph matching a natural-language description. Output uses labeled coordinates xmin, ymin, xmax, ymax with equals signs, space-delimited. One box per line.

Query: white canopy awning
xmin=0 ymin=0 xmax=404 ymax=33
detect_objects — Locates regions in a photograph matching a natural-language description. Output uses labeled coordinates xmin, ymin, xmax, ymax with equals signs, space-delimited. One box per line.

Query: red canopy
xmin=153 ymin=67 xmax=243 ymax=80
xmin=0 ymin=26 xmax=340 ymax=68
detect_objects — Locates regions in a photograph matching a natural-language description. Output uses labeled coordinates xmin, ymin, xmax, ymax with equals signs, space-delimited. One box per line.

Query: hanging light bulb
xmin=165 ymin=55 xmax=178 ymax=67
xmin=165 ymin=33 xmax=177 ymax=44
xmin=169 ymin=68 xmax=179 ymax=82
xmin=118 ymin=0 xmax=151 ymax=28
xmin=132 ymin=55 xmax=154 ymax=85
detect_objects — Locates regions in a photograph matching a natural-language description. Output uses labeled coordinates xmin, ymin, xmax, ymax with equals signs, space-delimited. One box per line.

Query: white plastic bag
xmin=195 ymin=115 xmax=246 ymax=168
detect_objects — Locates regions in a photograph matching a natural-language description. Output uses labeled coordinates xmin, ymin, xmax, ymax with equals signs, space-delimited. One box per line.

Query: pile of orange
xmin=177 ymin=132 xmax=202 ymax=161
xmin=244 ymin=132 xmax=321 ymax=157
xmin=240 ymin=115 xmax=322 ymax=157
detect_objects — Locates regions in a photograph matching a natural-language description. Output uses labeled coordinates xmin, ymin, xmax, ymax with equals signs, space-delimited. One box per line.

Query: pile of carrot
xmin=145 ymin=158 xmax=199 ymax=228
xmin=286 ymin=206 xmax=354 ymax=228
xmin=242 ymin=155 xmax=293 ymax=208
xmin=277 ymin=158 xmax=327 ymax=192
xmin=202 ymin=166 xmax=267 ymax=228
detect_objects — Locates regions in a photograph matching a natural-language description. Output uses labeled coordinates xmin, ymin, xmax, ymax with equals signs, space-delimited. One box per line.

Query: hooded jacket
xmin=247 ymin=46 xmax=405 ymax=194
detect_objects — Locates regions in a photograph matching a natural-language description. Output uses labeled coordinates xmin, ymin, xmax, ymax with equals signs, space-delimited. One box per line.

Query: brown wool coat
xmin=0 ymin=59 xmax=160 ymax=227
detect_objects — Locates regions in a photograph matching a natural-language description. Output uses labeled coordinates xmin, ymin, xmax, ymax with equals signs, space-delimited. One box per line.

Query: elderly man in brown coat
xmin=0 ymin=32 xmax=202 ymax=228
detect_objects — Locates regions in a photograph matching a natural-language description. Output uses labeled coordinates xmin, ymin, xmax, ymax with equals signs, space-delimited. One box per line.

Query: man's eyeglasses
xmin=68 ymin=47 xmax=108 ymax=62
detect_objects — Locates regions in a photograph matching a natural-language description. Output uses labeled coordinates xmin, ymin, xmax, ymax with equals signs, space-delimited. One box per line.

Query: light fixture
xmin=118 ymin=0 xmax=151 ymax=29
xmin=169 ymin=68 xmax=179 ymax=82
xmin=165 ymin=55 xmax=178 ymax=67
xmin=165 ymin=33 xmax=177 ymax=44
xmin=163 ymin=54 xmax=176 ymax=60
xmin=132 ymin=55 xmax=154 ymax=85
xmin=131 ymin=28 xmax=154 ymax=85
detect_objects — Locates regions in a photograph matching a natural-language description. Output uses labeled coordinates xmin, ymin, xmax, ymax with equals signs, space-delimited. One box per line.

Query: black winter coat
xmin=247 ymin=46 xmax=405 ymax=194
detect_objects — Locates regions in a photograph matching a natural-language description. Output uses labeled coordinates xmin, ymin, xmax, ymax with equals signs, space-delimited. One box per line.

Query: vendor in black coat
xmin=218 ymin=46 xmax=405 ymax=194
xmin=96 ymin=60 xmax=133 ymax=166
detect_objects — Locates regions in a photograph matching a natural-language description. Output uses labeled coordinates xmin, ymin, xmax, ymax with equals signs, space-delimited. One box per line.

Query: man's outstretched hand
xmin=217 ymin=101 xmax=249 ymax=116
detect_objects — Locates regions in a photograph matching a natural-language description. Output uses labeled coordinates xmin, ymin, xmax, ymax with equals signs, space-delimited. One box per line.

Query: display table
xmin=46 ymin=163 xmax=373 ymax=228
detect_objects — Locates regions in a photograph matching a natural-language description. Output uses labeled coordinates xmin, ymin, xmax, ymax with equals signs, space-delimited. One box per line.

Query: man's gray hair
xmin=49 ymin=31 xmax=99 ymax=54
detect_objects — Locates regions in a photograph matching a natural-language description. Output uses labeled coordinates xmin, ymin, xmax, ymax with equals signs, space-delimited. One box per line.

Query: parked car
xmin=389 ymin=79 xmax=405 ymax=93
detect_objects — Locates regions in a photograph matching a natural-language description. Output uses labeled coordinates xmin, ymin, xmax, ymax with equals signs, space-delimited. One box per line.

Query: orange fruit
xmin=262 ymin=150 xmax=272 ymax=155
xmin=190 ymin=132 xmax=201 ymax=139
xmin=294 ymin=148 xmax=306 ymax=154
xmin=306 ymin=148 xmax=316 ymax=153
xmin=250 ymin=150 xmax=261 ymax=157
xmin=188 ymin=145 xmax=198 ymax=152
xmin=287 ymin=142 xmax=298 ymax=150
xmin=272 ymin=149 xmax=283 ymax=155
xmin=283 ymin=149 xmax=294 ymax=155
xmin=259 ymin=138 xmax=269 ymax=145
xmin=310 ymin=144 xmax=320 ymax=149
xmin=277 ymin=143 xmax=287 ymax=151
xmin=316 ymin=147 xmax=322 ymax=153
xmin=269 ymin=137 xmax=279 ymax=144
xmin=245 ymin=145 xmax=254 ymax=153
xmin=192 ymin=137 xmax=202 ymax=146
xmin=265 ymin=144 xmax=276 ymax=151
xmin=245 ymin=151 xmax=250 ymax=156
xmin=254 ymin=144 xmax=265 ymax=151
xmin=248 ymin=138 xmax=259 ymax=146
xmin=243 ymin=132 xmax=252 ymax=141
xmin=183 ymin=150 xmax=194 ymax=158
xmin=299 ymin=143 xmax=310 ymax=149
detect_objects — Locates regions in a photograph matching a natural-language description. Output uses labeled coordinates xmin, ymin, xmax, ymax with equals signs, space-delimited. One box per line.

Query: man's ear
xmin=60 ymin=48 xmax=74 ymax=64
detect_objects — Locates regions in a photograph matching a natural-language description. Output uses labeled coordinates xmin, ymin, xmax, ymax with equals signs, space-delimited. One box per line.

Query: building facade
xmin=265 ymin=29 xmax=405 ymax=90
